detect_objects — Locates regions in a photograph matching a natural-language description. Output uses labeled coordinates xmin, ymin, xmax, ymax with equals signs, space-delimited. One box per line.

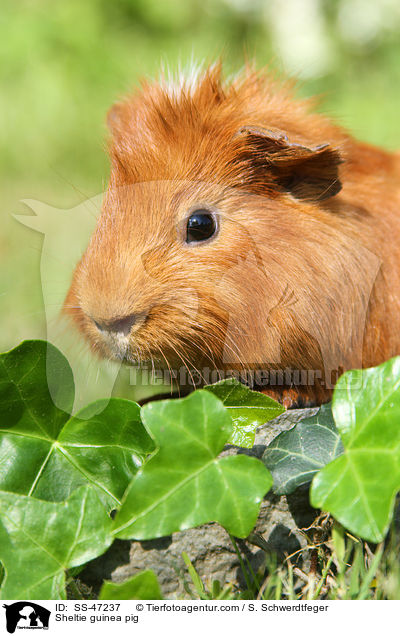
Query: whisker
xmin=153 ymin=343 xmax=177 ymax=396
xmin=167 ymin=341 xmax=198 ymax=389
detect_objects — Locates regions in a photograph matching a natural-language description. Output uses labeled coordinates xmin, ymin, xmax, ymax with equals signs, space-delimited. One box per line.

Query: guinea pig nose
xmin=93 ymin=314 xmax=137 ymax=336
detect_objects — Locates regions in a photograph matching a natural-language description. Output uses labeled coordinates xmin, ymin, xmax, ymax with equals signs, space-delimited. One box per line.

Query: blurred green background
xmin=1 ymin=0 xmax=400 ymax=402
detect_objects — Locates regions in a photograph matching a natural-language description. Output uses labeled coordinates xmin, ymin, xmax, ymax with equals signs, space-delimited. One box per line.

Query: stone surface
xmin=80 ymin=409 xmax=319 ymax=598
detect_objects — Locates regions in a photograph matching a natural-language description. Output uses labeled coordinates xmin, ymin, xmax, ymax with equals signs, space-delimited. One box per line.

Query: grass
xmin=182 ymin=520 xmax=400 ymax=600
xmin=68 ymin=517 xmax=400 ymax=600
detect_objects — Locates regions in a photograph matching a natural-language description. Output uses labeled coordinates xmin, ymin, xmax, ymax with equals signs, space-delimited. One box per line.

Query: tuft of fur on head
xmin=105 ymin=62 xmax=347 ymax=191
xmin=158 ymin=58 xmax=212 ymax=99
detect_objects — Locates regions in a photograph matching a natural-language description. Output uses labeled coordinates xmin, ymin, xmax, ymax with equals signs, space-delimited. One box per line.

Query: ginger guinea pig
xmin=64 ymin=65 xmax=400 ymax=406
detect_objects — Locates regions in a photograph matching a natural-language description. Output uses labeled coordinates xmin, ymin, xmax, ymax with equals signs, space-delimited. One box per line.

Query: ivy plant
xmin=113 ymin=390 xmax=272 ymax=539
xmin=311 ymin=357 xmax=400 ymax=542
xmin=263 ymin=404 xmax=343 ymax=494
xmin=0 ymin=340 xmax=154 ymax=508
xmin=0 ymin=340 xmax=274 ymax=599
xmin=1 ymin=339 xmax=400 ymax=598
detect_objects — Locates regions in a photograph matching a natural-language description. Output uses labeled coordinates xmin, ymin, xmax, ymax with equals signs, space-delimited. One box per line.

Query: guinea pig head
xmin=64 ymin=68 xmax=349 ymax=382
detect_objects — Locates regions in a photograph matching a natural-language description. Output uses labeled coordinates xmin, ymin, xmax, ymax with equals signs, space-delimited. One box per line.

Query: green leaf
xmin=0 ymin=487 xmax=113 ymax=600
xmin=99 ymin=571 xmax=163 ymax=600
xmin=113 ymin=391 xmax=272 ymax=540
xmin=263 ymin=404 xmax=343 ymax=494
xmin=0 ymin=340 xmax=74 ymax=439
xmin=311 ymin=356 xmax=400 ymax=542
xmin=204 ymin=378 xmax=284 ymax=447
xmin=0 ymin=340 xmax=154 ymax=507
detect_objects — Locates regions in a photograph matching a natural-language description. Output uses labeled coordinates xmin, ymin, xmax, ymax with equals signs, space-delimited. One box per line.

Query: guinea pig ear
xmin=237 ymin=125 xmax=343 ymax=202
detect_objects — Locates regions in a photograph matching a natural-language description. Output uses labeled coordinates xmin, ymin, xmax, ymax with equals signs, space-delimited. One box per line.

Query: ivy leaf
xmin=0 ymin=340 xmax=154 ymax=508
xmin=311 ymin=356 xmax=400 ymax=543
xmin=263 ymin=404 xmax=343 ymax=494
xmin=204 ymin=378 xmax=284 ymax=447
xmin=0 ymin=339 xmax=74 ymax=438
xmin=113 ymin=391 xmax=272 ymax=540
xmin=0 ymin=487 xmax=113 ymax=600
xmin=99 ymin=571 xmax=163 ymax=600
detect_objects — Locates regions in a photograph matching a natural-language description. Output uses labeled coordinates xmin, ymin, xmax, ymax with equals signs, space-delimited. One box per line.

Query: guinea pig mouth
xmin=95 ymin=329 xmax=131 ymax=361
xmin=91 ymin=311 xmax=150 ymax=361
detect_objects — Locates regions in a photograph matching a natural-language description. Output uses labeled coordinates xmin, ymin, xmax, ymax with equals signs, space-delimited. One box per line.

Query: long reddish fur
xmin=64 ymin=65 xmax=400 ymax=405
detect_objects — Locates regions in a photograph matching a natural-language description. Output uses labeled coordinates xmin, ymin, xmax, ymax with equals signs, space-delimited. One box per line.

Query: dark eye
xmin=186 ymin=210 xmax=217 ymax=244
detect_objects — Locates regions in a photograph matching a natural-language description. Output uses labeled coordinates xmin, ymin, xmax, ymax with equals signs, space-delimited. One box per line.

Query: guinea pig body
xmin=64 ymin=65 xmax=400 ymax=405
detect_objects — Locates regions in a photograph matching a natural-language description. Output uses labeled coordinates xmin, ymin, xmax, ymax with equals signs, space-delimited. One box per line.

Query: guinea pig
xmin=64 ymin=64 xmax=400 ymax=406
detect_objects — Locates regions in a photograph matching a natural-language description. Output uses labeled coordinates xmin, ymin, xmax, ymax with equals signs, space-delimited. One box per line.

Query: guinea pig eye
xmin=186 ymin=210 xmax=217 ymax=244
